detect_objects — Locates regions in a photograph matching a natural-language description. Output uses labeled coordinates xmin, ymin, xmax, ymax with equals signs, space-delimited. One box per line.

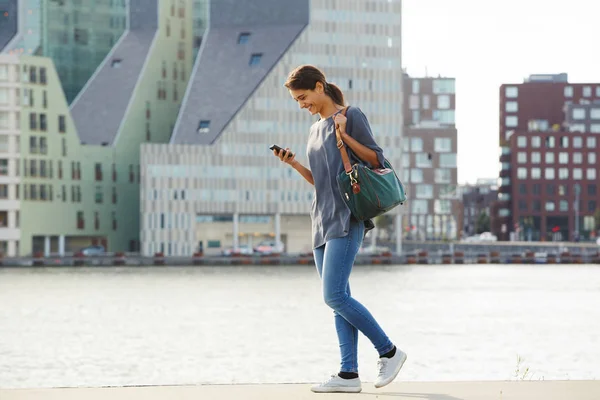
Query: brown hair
xmin=284 ymin=65 xmax=345 ymax=106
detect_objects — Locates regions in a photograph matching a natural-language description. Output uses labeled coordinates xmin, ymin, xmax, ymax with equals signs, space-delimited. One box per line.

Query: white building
xmin=140 ymin=0 xmax=404 ymax=256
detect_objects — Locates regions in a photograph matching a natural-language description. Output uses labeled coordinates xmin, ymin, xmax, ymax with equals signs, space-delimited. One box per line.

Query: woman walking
xmin=273 ymin=65 xmax=407 ymax=393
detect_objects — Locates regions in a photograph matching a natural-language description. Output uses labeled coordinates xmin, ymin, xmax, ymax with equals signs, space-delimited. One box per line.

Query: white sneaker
xmin=311 ymin=374 xmax=362 ymax=393
xmin=374 ymin=348 xmax=407 ymax=388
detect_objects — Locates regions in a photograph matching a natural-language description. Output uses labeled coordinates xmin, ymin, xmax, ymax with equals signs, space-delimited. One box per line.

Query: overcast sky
xmin=402 ymin=0 xmax=599 ymax=184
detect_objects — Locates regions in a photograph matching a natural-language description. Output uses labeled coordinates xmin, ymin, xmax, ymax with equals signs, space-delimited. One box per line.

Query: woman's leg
xmin=314 ymin=245 xmax=359 ymax=373
xmin=321 ymin=221 xmax=394 ymax=357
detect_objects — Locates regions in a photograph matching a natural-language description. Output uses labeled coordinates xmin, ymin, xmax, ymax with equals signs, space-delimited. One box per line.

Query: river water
xmin=0 ymin=264 xmax=599 ymax=388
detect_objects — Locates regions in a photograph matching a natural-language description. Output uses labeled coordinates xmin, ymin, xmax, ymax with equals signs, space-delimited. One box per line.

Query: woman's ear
xmin=315 ymin=81 xmax=324 ymax=95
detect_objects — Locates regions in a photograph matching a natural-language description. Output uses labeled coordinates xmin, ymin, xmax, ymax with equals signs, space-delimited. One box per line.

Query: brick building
xmin=492 ymin=73 xmax=600 ymax=241
xmin=402 ymin=73 xmax=459 ymax=240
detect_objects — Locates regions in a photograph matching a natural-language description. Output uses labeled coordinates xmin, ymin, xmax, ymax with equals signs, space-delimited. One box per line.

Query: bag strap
xmin=334 ymin=106 xmax=353 ymax=175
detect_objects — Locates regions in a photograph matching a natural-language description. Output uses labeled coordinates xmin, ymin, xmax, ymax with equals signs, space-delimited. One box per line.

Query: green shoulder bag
xmin=335 ymin=107 xmax=406 ymax=221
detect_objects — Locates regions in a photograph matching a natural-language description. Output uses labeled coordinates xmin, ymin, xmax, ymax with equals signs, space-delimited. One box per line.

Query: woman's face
xmin=289 ymin=82 xmax=325 ymax=116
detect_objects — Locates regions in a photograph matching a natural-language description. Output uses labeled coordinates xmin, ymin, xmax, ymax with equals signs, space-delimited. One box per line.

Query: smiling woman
xmin=271 ymin=65 xmax=406 ymax=394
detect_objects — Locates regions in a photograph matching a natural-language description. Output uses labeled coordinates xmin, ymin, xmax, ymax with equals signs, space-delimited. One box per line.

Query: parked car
xmin=221 ymin=245 xmax=254 ymax=256
xmin=80 ymin=245 xmax=106 ymax=256
xmin=253 ymin=240 xmax=285 ymax=255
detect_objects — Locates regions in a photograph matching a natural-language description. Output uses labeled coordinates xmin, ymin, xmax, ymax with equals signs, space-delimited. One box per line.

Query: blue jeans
xmin=313 ymin=219 xmax=394 ymax=373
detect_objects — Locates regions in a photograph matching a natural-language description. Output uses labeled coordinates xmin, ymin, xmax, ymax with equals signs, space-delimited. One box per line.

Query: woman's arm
xmin=339 ymin=131 xmax=381 ymax=168
xmin=273 ymin=148 xmax=314 ymax=185
xmin=291 ymin=160 xmax=314 ymax=185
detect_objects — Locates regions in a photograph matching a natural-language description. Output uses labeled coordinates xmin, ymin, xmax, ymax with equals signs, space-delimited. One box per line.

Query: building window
xmin=564 ymin=86 xmax=573 ymax=97
xmin=505 ymin=101 xmax=518 ymax=112
xmin=410 ymin=169 xmax=423 ymax=183
xmin=517 ymin=152 xmax=527 ymax=163
xmin=573 ymin=153 xmax=583 ymax=164
xmin=573 ymin=168 xmax=582 ymax=180
xmin=569 ymin=124 xmax=586 ymax=133
xmin=415 ymin=184 xmax=433 ymax=199
xmin=0 ymin=159 xmax=8 ymax=176
xmin=517 ymin=136 xmax=527 ymax=148
xmin=587 ymin=137 xmax=597 ymax=148
xmin=29 ymin=137 xmax=38 ymax=154
xmin=30 ymin=160 xmax=37 ymax=177
xmin=517 ymin=168 xmax=527 ymax=179
xmin=544 ymin=168 xmax=555 ymax=180
xmin=112 ymin=212 xmax=117 ymax=230
xmin=572 ymin=108 xmax=586 ymax=120
xmin=560 ymin=136 xmax=569 ymax=148
xmin=437 ymin=95 xmax=450 ymax=109
xmin=94 ymin=211 xmax=100 ymax=230
xmin=583 ymin=86 xmax=592 ymax=97
xmin=197 ymin=120 xmax=210 ymax=133
xmin=77 ymin=211 xmax=84 ymax=229
xmin=434 ymin=138 xmax=451 ymax=152
xmin=433 ymin=79 xmax=455 ymax=94
xmin=531 ymin=168 xmax=541 ymax=179
xmin=531 ymin=152 xmax=541 ymax=164
xmin=415 ymin=153 xmax=432 ymax=168
xmin=505 ymin=86 xmax=518 ymax=98
xmin=506 ymin=116 xmax=518 ymax=128
xmin=410 ymin=199 xmax=428 ymax=214
xmin=545 ymin=201 xmax=555 ymax=211
xmin=40 ymin=160 xmax=47 ymax=177
xmin=62 ymin=138 xmax=67 ymax=157
xmin=558 ymin=152 xmax=569 ymax=164
xmin=29 ymin=66 xmax=37 ymax=83
xmin=589 ymin=185 xmax=597 ymax=196
xmin=95 ymin=163 xmax=102 ymax=181
xmin=58 ymin=115 xmax=66 ymax=133
xmin=238 ymin=32 xmax=251 ymax=44
xmin=129 ymin=165 xmax=134 ymax=182
xmin=112 ymin=186 xmax=117 ymax=204
xmin=545 ymin=152 xmax=555 ymax=164
xmin=94 ymin=186 xmax=103 ymax=204
xmin=434 ymin=169 xmax=451 ymax=183
xmin=29 ymin=113 xmax=37 ymax=130
xmin=587 ymin=168 xmax=597 ymax=180
xmin=39 ymin=113 xmax=47 ymax=131
xmin=558 ymin=168 xmax=569 ymax=180
xmin=559 ymin=200 xmax=568 ymax=212
xmin=545 ymin=136 xmax=555 ymax=148
xmin=439 ymin=153 xmax=457 ymax=168
xmin=411 ymin=137 xmax=423 ymax=152
xmin=573 ymin=137 xmax=583 ymax=149
xmin=589 ymin=153 xmax=597 ymax=164
xmin=249 ymin=53 xmax=263 ymax=66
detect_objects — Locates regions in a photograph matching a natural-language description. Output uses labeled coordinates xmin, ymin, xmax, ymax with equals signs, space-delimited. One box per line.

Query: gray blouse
xmin=306 ymin=106 xmax=385 ymax=249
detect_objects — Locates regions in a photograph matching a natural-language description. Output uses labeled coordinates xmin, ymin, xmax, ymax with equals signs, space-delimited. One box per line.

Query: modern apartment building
xmin=492 ymin=73 xmax=600 ymax=241
xmin=140 ymin=0 xmax=404 ymax=256
xmin=0 ymin=0 xmax=195 ymax=256
xmin=3 ymin=0 xmax=127 ymax=103
xmin=402 ymin=73 xmax=459 ymax=240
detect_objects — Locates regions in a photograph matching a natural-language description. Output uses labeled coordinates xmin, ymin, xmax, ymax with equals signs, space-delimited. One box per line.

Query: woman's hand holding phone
xmin=270 ymin=144 xmax=296 ymax=166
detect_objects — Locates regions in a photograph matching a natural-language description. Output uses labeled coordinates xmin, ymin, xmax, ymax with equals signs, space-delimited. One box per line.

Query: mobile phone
xmin=269 ymin=144 xmax=294 ymax=158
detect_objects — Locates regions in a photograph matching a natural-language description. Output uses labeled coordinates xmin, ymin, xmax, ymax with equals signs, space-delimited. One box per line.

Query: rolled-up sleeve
xmin=346 ymin=107 xmax=386 ymax=168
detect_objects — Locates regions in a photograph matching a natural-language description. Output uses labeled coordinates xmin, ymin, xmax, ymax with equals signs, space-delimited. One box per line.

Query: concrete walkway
xmin=1 ymin=381 xmax=599 ymax=400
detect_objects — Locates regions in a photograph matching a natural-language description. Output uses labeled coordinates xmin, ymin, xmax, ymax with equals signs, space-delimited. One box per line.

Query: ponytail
xmin=324 ymin=82 xmax=345 ymax=107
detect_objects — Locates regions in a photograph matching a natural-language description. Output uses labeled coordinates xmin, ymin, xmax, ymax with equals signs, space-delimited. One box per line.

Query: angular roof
xmin=0 ymin=0 xmax=18 ymax=51
xmin=69 ymin=0 xmax=158 ymax=146
xmin=170 ymin=0 xmax=309 ymax=145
